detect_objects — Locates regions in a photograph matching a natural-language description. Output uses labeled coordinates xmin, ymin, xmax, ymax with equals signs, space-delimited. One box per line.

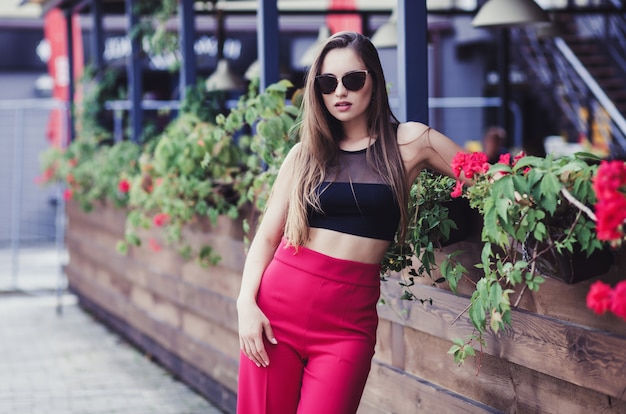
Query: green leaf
xmin=538 ymin=172 xmax=560 ymax=214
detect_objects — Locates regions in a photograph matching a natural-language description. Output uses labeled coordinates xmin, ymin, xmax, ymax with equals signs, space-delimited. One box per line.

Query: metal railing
xmin=513 ymin=26 xmax=626 ymax=155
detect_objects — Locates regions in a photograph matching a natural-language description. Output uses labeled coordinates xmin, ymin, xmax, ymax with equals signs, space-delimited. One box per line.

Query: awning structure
xmin=1 ymin=0 xmax=41 ymax=18
xmin=21 ymin=0 xmax=429 ymax=142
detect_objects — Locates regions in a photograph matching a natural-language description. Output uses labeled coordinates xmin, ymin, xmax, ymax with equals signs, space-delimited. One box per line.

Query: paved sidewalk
xmin=0 ymin=292 xmax=226 ymax=414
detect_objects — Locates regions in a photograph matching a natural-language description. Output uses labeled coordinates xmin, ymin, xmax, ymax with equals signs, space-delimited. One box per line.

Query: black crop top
xmin=307 ymin=146 xmax=401 ymax=241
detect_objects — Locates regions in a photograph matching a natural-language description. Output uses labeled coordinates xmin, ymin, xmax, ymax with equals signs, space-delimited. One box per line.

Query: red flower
xmin=118 ymin=179 xmax=131 ymax=193
xmin=498 ymin=153 xmax=511 ymax=165
xmin=451 ymin=180 xmax=464 ymax=198
xmin=512 ymin=151 xmax=526 ymax=166
xmin=595 ymin=197 xmax=626 ymax=241
xmin=68 ymin=158 xmax=78 ymax=168
xmin=450 ymin=151 xmax=489 ymax=180
xmin=610 ymin=281 xmax=626 ymax=320
xmin=153 ymin=212 xmax=170 ymax=227
xmin=44 ymin=167 xmax=55 ymax=180
xmin=63 ymin=189 xmax=73 ymax=200
xmin=593 ymin=160 xmax=626 ymax=200
xmin=593 ymin=160 xmax=626 ymax=242
xmin=148 ymin=238 xmax=161 ymax=252
xmin=66 ymin=173 xmax=75 ymax=185
xmin=451 ymin=152 xmax=467 ymax=179
xmin=586 ymin=281 xmax=613 ymax=315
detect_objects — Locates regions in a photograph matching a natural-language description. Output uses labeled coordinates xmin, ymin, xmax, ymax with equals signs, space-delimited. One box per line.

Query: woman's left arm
xmin=398 ymin=121 xmax=465 ymax=182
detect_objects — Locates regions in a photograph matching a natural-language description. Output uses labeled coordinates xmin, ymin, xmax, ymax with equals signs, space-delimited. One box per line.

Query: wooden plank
xmin=374 ymin=319 xmax=393 ymax=366
xmin=66 ymin=200 xmax=127 ymax=237
xmin=378 ymin=283 xmax=626 ymax=400
xmin=359 ymin=360 xmax=500 ymax=414
xmin=180 ymin=260 xmax=242 ymax=300
xmin=178 ymin=228 xmax=248 ymax=273
xmin=182 ymin=311 xmax=240 ymax=361
xmin=400 ymin=324 xmax=626 ymax=413
xmin=425 ymin=240 xmax=626 ymax=336
xmin=391 ymin=322 xmax=405 ymax=370
xmin=69 ymin=233 xmax=240 ymax=332
xmin=66 ymin=215 xmax=126 ymax=253
xmin=66 ymin=240 xmax=132 ymax=297
xmin=67 ymin=266 xmax=240 ymax=392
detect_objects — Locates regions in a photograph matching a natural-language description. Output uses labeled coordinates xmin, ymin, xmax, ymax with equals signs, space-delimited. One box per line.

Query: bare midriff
xmin=303 ymin=227 xmax=391 ymax=264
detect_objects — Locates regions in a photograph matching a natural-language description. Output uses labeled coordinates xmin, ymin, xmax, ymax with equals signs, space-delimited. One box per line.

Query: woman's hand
xmin=237 ymin=299 xmax=277 ymax=368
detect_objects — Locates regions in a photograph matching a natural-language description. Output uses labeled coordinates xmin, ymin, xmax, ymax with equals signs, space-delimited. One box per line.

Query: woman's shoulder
xmin=396 ymin=121 xmax=431 ymax=146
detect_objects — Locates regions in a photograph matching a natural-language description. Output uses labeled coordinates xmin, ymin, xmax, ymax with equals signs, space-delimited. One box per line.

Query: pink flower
xmin=498 ymin=153 xmax=511 ymax=165
xmin=148 ymin=238 xmax=161 ymax=252
xmin=153 ymin=213 xmax=170 ymax=227
xmin=451 ymin=180 xmax=464 ymax=198
xmin=63 ymin=189 xmax=73 ymax=200
xmin=610 ymin=281 xmax=626 ymax=320
xmin=118 ymin=179 xmax=131 ymax=193
xmin=197 ymin=140 xmax=205 ymax=147
xmin=586 ymin=281 xmax=613 ymax=315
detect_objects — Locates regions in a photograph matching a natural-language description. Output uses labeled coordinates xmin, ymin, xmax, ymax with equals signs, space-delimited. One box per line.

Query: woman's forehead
xmin=320 ymin=48 xmax=365 ymax=74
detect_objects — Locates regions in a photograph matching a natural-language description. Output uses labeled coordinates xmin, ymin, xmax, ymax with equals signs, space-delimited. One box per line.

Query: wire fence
xmin=0 ymin=99 xmax=67 ymax=296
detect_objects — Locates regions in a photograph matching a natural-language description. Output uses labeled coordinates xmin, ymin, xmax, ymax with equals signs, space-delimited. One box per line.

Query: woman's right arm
xmin=236 ymin=143 xmax=300 ymax=368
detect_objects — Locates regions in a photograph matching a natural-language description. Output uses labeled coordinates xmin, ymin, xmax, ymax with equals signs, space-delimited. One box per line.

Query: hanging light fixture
xmin=244 ymin=59 xmax=259 ymax=81
xmin=472 ymin=0 xmax=550 ymax=28
xmin=371 ymin=7 xmax=397 ymax=48
xmin=205 ymin=0 xmax=243 ymax=91
xmin=299 ymin=25 xmax=331 ymax=69
xmin=206 ymin=59 xmax=244 ymax=91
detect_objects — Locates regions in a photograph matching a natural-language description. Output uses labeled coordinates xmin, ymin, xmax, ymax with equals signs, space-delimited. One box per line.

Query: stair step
xmin=609 ymin=90 xmax=626 ymax=99
xmin=578 ymin=55 xmax=610 ymax=65
xmin=568 ymin=43 xmax=602 ymax=55
xmin=598 ymin=78 xmax=626 ymax=89
xmin=588 ymin=66 xmax=619 ymax=77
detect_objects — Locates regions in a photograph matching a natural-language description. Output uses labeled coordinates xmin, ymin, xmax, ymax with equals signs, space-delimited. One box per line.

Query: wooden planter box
xmin=65 ymin=201 xmax=626 ymax=414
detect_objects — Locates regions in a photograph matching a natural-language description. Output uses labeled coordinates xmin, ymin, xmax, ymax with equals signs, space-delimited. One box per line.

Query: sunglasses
xmin=315 ymin=70 xmax=369 ymax=94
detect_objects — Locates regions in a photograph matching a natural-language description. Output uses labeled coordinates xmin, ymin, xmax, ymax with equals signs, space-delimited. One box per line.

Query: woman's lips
xmin=335 ymin=101 xmax=352 ymax=111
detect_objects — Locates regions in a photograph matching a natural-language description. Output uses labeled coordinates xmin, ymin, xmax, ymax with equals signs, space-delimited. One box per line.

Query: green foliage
xmin=119 ymin=78 xmax=300 ymax=264
xmin=201 ymin=78 xmax=301 ymax=215
xmin=440 ymin=152 xmax=603 ymax=365
xmin=132 ymin=0 xmax=181 ymax=72
xmin=381 ymin=170 xmax=462 ymax=301
xmin=122 ymin=110 xmax=230 ymax=261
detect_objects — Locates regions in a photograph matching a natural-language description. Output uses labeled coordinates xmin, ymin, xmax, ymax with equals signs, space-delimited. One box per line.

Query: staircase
xmin=511 ymin=9 xmax=626 ymax=156
xmin=558 ymin=13 xmax=626 ymax=115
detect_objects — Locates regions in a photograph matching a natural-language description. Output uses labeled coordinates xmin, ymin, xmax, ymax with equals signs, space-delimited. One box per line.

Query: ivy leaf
xmin=538 ymin=173 xmax=560 ymax=214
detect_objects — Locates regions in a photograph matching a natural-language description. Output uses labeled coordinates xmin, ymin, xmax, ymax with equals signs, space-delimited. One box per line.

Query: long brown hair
xmin=284 ymin=31 xmax=409 ymax=246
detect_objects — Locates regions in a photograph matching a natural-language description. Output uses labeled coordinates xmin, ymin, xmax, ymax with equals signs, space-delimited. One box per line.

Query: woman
xmin=236 ymin=31 xmax=464 ymax=413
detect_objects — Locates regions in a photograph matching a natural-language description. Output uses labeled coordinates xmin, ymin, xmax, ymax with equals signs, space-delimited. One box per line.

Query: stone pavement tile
xmin=0 ymin=293 xmax=225 ymax=414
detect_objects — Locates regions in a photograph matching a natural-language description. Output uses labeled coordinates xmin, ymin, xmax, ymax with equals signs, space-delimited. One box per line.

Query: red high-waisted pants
xmin=236 ymin=240 xmax=381 ymax=414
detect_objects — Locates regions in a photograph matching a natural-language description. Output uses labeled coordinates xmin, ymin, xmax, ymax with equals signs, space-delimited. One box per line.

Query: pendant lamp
xmin=472 ymin=0 xmax=550 ymax=28
xmin=371 ymin=8 xmax=397 ymax=48
xmin=244 ymin=59 xmax=259 ymax=81
xmin=299 ymin=26 xmax=331 ymax=69
xmin=205 ymin=59 xmax=244 ymax=91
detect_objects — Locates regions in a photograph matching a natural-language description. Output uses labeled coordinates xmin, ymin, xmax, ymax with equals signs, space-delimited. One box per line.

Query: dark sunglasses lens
xmin=343 ymin=72 xmax=367 ymax=91
xmin=317 ymin=76 xmax=338 ymax=94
